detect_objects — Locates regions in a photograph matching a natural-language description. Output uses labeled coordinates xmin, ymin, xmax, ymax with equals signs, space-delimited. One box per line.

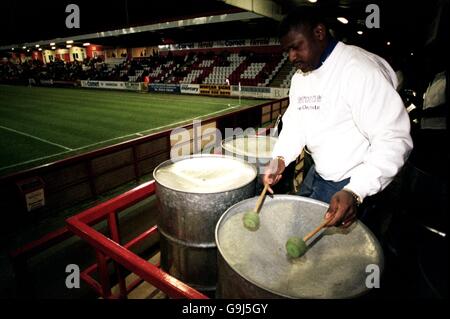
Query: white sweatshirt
xmin=272 ymin=42 xmax=413 ymax=201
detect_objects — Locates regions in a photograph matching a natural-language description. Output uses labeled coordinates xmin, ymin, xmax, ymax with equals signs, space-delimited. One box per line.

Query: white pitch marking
xmin=0 ymin=103 xmax=242 ymax=171
xmin=0 ymin=125 xmax=73 ymax=151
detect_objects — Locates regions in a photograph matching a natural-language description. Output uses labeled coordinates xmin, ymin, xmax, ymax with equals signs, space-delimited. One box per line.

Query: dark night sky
xmin=0 ymin=0 xmax=237 ymax=46
xmin=0 ymin=0 xmax=447 ymax=60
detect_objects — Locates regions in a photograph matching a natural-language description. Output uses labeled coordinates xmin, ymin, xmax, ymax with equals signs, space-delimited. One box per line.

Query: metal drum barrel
xmin=215 ymin=195 xmax=384 ymax=298
xmin=222 ymin=135 xmax=279 ymax=192
xmin=154 ymin=155 xmax=257 ymax=295
xmin=222 ymin=135 xmax=277 ymax=174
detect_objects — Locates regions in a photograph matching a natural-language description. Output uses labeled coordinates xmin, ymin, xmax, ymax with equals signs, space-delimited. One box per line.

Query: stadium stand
xmin=1 ymin=47 xmax=291 ymax=87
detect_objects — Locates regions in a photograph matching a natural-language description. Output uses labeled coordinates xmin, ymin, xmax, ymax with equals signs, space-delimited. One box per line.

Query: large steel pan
xmin=215 ymin=195 xmax=384 ymax=299
xmin=221 ymin=135 xmax=294 ymax=193
xmin=154 ymin=154 xmax=257 ymax=294
xmin=221 ymin=135 xmax=277 ymax=175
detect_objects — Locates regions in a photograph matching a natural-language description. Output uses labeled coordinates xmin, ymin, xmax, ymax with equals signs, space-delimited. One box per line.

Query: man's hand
xmin=263 ymin=157 xmax=285 ymax=188
xmin=324 ymin=190 xmax=358 ymax=228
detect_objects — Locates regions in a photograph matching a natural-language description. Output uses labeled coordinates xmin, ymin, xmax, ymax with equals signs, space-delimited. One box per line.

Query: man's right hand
xmin=263 ymin=157 xmax=286 ymax=187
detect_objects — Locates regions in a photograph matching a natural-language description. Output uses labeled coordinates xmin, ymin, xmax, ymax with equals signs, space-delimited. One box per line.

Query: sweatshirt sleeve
xmin=271 ymin=100 xmax=305 ymax=166
xmin=343 ymin=63 xmax=413 ymax=201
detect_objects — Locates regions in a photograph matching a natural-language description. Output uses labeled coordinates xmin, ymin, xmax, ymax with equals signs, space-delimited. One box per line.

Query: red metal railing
xmin=7 ymin=117 xmax=284 ymax=298
xmin=1 ymin=97 xmax=288 ymax=222
xmin=65 ymin=180 xmax=208 ymax=299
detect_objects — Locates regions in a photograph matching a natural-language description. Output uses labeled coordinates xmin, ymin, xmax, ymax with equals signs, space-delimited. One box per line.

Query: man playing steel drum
xmin=263 ymin=6 xmax=413 ymax=228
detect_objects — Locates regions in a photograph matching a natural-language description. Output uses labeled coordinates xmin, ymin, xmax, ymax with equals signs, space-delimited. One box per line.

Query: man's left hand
xmin=324 ymin=190 xmax=358 ymax=228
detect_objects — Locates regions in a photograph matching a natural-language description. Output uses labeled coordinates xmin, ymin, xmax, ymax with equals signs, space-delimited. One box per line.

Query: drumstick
xmin=243 ymin=183 xmax=269 ymax=231
xmin=286 ymin=218 xmax=330 ymax=258
xmin=303 ymin=218 xmax=330 ymax=242
xmin=254 ymin=183 xmax=269 ymax=214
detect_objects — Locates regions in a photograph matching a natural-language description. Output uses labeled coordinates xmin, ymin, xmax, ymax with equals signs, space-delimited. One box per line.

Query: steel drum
xmin=221 ymin=135 xmax=277 ymax=175
xmin=221 ymin=135 xmax=289 ymax=193
xmin=154 ymin=154 xmax=257 ymax=294
xmin=215 ymin=195 xmax=384 ymax=299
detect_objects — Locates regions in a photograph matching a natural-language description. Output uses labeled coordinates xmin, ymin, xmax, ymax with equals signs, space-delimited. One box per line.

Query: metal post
xmin=238 ymin=82 xmax=241 ymax=106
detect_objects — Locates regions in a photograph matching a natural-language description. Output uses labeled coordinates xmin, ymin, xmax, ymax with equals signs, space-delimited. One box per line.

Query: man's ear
xmin=313 ymin=24 xmax=326 ymax=41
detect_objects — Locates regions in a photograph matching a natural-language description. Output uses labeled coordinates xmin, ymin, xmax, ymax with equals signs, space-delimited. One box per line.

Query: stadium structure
xmin=0 ymin=0 xmax=447 ymax=303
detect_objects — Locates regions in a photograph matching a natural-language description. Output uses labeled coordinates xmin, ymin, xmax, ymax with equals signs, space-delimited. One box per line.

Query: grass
xmin=0 ymin=85 xmax=268 ymax=175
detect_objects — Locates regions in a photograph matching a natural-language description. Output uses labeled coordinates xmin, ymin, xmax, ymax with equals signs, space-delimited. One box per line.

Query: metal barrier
xmin=6 ymin=98 xmax=289 ymax=298
xmin=0 ymin=98 xmax=289 ymax=223
xmin=64 ymin=180 xmax=207 ymax=299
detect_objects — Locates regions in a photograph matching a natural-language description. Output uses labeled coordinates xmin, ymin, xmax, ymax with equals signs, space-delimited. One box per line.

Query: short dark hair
xmin=278 ymin=6 xmax=328 ymax=38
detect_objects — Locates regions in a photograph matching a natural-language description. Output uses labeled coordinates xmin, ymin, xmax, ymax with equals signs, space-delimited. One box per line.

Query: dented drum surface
xmin=154 ymin=155 xmax=257 ymax=294
xmin=215 ymin=195 xmax=384 ymax=299
xmin=221 ymin=135 xmax=277 ymax=174
xmin=222 ymin=135 xmax=282 ymax=192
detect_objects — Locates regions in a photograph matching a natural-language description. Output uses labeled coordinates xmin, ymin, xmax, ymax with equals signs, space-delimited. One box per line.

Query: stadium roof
xmin=1 ymin=0 xmax=447 ymax=56
xmin=0 ymin=0 xmax=256 ymax=48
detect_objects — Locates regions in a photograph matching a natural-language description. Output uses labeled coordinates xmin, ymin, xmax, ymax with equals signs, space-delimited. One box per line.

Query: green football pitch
xmin=0 ymin=85 xmax=268 ymax=175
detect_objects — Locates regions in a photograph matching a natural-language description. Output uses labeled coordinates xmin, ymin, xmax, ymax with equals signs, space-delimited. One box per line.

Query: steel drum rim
xmin=221 ymin=134 xmax=278 ymax=160
xmin=153 ymin=154 xmax=257 ymax=194
xmin=215 ymin=195 xmax=329 ymax=299
xmin=215 ymin=194 xmax=385 ymax=299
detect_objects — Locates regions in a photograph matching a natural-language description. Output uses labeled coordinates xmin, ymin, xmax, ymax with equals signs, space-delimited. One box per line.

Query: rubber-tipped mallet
xmin=286 ymin=218 xmax=330 ymax=258
xmin=243 ymin=184 xmax=270 ymax=231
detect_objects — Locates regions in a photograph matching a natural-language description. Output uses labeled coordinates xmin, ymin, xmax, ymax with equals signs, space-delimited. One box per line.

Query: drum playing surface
xmin=216 ymin=195 xmax=384 ymax=299
xmin=222 ymin=135 xmax=278 ymax=159
xmin=154 ymin=155 xmax=256 ymax=193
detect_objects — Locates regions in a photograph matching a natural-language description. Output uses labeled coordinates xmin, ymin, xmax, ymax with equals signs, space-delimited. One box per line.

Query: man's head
xmin=279 ymin=6 xmax=330 ymax=73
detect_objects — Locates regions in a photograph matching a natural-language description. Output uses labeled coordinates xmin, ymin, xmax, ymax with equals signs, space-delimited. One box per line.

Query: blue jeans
xmin=297 ymin=165 xmax=350 ymax=203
